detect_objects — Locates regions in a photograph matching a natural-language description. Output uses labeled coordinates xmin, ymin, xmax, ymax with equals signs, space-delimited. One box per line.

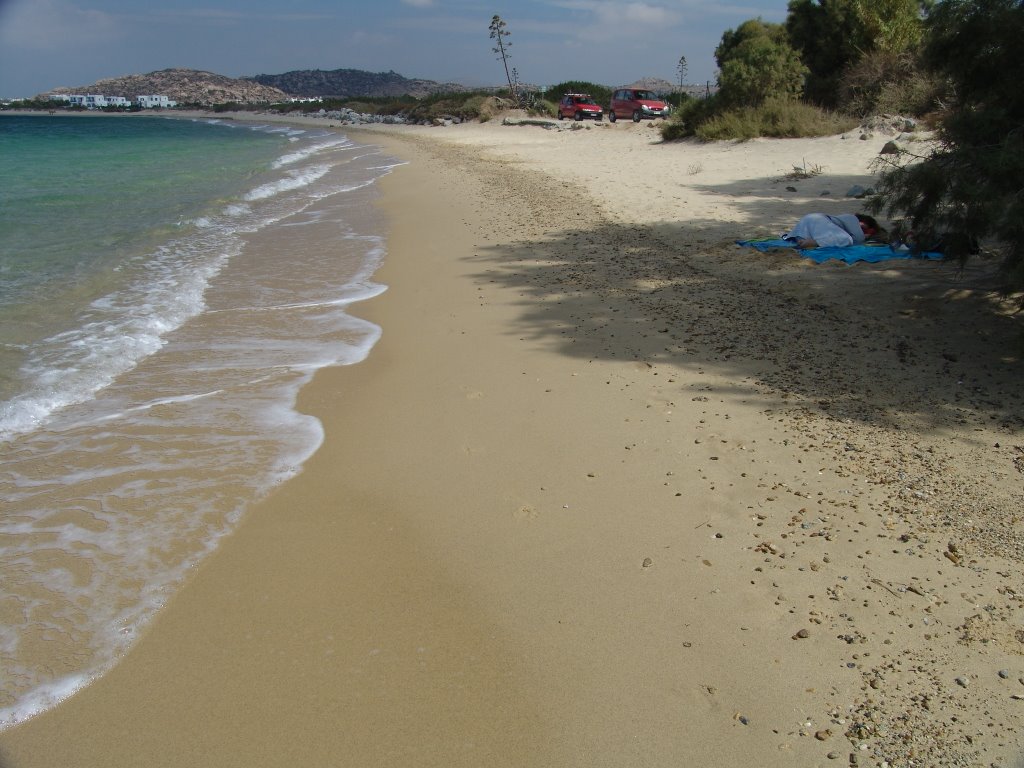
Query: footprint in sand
xmin=513 ymin=505 xmax=539 ymax=522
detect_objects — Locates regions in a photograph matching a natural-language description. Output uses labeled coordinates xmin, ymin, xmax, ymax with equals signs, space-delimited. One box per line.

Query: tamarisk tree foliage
xmin=489 ymin=15 xmax=521 ymax=108
xmin=869 ymin=0 xmax=1024 ymax=288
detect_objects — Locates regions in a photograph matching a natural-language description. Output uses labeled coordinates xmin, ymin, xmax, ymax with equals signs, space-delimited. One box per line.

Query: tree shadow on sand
xmin=464 ymin=214 xmax=1022 ymax=437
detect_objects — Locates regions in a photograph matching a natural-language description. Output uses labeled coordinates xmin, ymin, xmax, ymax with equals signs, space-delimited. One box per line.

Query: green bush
xmin=402 ymin=90 xmax=498 ymax=121
xmin=839 ymin=49 xmax=946 ymax=117
xmin=660 ymin=96 xmax=721 ymax=140
xmin=535 ymin=99 xmax=558 ymax=118
xmin=662 ymin=96 xmax=857 ymax=141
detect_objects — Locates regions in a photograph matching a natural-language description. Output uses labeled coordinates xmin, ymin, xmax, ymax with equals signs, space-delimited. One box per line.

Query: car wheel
xmin=574 ymin=111 xmax=583 ymax=121
xmin=632 ymin=110 xmax=642 ymax=122
xmin=608 ymin=111 xmax=616 ymax=123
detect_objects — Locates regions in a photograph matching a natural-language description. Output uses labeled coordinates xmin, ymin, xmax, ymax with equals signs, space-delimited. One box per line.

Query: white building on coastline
xmin=48 ymin=93 xmax=178 ymax=109
xmin=136 ymin=94 xmax=177 ymax=109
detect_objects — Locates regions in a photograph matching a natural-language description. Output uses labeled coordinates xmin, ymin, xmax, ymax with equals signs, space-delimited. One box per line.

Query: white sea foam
xmin=0 ymin=674 xmax=91 ymax=730
xmin=244 ymin=164 xmax=331 ymax=201
xmin=0 ymin=237 xmax=235 ymax=441
xmin=0 ymin=125 xmax=401 ymax=728
xmin=273 ymin=135 xmax=355 ymax=168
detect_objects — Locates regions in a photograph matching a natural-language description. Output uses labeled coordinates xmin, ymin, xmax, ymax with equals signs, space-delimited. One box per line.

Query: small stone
xmin=793 ymin=628 xmax=810 ymax=639
xmin=642 ymin=557 xmax=653 ymax=568
xmin=827 ymin=751 xmax=841 ymax=759
xmin=955 ymin=676 xmax=968 ymax=687
xmin=815 ymin=729 xmax=831 ymax=740
xmin=998 ymin=669 xmax=1010 ymax=679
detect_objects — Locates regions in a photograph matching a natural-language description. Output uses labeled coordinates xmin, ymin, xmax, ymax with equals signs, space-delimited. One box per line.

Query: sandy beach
xmin=1 ymin=111 xmax=1022 ymax=767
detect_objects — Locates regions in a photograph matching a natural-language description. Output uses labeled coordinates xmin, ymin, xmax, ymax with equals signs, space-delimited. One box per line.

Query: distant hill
xmin=43 ymin=67 xmax=471 ymax=105
xmin=47 ymin=69 xmax=289 ymax=106
xmin=246 ymin=68 xmax=471 ymax=99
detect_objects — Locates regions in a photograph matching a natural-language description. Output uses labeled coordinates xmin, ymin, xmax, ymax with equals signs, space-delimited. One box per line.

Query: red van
xmin=607 ymin=89 xmax=670 ymax=122
xmin=557 ymin=93 xmax=604 ymax=121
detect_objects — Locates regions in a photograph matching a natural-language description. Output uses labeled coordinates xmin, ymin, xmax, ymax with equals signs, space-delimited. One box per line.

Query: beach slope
xmin=1 ymin=115 xmax=1022 ymax=768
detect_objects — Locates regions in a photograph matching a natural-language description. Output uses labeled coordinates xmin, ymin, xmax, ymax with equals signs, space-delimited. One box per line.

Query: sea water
xmin=0 ymin=114 xmax=402 ymax=726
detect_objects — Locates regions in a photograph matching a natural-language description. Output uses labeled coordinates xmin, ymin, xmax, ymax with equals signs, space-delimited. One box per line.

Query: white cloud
xmin=544 ymin=1 xmax=681 ymax=42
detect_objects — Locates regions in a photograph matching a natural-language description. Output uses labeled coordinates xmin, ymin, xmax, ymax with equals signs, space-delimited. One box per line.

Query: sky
xmin=0 ymin=0 xmax=790 ymax=99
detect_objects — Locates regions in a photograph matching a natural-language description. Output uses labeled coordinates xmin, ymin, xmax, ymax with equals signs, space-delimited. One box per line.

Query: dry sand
xmin=1 ymin=112 xmax=1022 ymax=768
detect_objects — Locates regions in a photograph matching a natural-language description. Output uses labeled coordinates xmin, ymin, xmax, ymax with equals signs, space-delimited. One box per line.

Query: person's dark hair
xmin=856 ymin=213 xmax=884 ymax=239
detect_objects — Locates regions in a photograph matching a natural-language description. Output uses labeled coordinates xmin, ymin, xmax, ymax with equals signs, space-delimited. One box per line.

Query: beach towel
xmin=736 ymin=238 xmax=944 ymax=265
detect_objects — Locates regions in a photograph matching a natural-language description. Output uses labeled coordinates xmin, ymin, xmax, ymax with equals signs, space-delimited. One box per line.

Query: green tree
xmin=786 ymin=0 xmax=929 ymax=107
xmin=854 ymin=0 xmax=926 ymax=51
xmin=869 ymin=0 xmax=1024 ymax=287
xmin=716 ymin=19 xmax=807 ymax=106
xmin=786 ymin=0 xmax=871 ymax=106
xmin=489 ymin=15 xmax=520 ymax=107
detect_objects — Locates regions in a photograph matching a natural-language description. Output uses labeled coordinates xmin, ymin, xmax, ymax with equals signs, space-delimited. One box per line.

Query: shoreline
xmin=1 ymin=113 xmax=1022 ymax=767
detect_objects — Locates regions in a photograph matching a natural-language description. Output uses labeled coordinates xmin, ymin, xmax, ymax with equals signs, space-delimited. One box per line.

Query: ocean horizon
xmin=0 ymin=113 xmax=402 ymax=727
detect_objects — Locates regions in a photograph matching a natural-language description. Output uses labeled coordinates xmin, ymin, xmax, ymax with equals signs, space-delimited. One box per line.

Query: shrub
xmin=662 ymin=96 xmax=857 ymax=141
xmin=402 ymin=91 xmax=500 ymax=121
xmin=660 ymin=95 xmax=721 ymax=140
xmin=839 ymin=49 xmax=946 ymax=117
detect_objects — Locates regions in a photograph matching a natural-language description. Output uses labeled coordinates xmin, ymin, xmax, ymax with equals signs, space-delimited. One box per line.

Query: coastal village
xmin=46 ymin=93 xmax=177 ymax=109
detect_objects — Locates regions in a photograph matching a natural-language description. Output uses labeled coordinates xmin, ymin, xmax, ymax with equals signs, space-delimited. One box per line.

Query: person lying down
xmin=784 ymin=213 xmax=882 ymax=249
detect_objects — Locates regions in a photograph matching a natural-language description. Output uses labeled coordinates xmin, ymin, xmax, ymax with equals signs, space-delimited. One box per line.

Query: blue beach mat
xmin=736 ymin=238 xmax=943 ymax=265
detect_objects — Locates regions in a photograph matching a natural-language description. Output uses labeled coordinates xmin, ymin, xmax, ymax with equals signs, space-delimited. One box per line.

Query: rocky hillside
xmin=43 ymin=67 xmax=471 ymax=105
xmin=47 ymin=68 xmax=291 ymax=105
xmin=246 ymin=68 xmax=469 ymax=99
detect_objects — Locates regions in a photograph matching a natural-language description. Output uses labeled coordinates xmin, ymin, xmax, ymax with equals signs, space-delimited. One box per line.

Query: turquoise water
xmin=0 ymin=116 xmax=286 ymax=398
xmin=0 ymin=114 xmax=402 ymax=726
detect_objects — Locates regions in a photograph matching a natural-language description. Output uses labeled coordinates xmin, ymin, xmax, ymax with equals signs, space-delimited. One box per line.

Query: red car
xmin=557 ymin=93 xmax=604 ymax=121
xmin=607 ymin=88 xmax=671 ymax=122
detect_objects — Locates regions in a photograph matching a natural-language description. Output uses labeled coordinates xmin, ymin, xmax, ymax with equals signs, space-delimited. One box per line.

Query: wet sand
xmin=1 ymin=112 xmax=1022 ymax=768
